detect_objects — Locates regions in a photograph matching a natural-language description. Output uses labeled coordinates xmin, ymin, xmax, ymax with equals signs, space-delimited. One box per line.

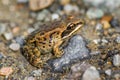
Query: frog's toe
xmin=55 ymin=50 xmax=64 ymax=57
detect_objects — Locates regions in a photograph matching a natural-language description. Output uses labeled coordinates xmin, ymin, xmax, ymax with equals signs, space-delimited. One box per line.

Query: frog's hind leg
xmin=53 ymin=40 xmax=64 ymax=57
xmin=31 ymin=47 xmax=44 ymax=67
xmin=22 ymin=45 xmax=43 ymax=68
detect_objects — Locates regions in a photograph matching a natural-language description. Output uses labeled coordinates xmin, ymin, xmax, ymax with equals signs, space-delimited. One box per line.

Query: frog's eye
xmin=67 ymin=23 xmax=75 ymax=30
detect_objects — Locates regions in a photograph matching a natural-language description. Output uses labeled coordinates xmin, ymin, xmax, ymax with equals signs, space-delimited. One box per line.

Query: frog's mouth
xmin=62 ymin=24 xmax=83 ymax=40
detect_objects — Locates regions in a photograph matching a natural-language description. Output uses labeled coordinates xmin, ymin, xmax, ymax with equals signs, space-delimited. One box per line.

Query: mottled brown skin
xmin=22 ymin=16 xmax=84 ymax=68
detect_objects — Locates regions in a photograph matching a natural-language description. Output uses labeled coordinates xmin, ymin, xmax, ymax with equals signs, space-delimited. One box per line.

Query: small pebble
xmin=95 ymin=23 xmax=103 ymax=31
xmin=93 ymin=39 xmax=101 ymax=44
xmin=64 ymin=4 xmax=79 ymax=14
xmin=83 ymin=0 xmax=120 ymax=12
xmin=29 ymin=12 xmax=37 ymax=18
xmin=105 ymin=69 xmax=112 ymax=76
xmin=82 ymin=66 xmax=101 ymax=80
xmin=71 ymin=62 xmax=91 ymax=72
xmin=114 ymin=74 xmax=120 ymax=80
xmin=0 ymin=52 xmax=5 ymax=59
xmin=110 ymin=18 xmax=120 ymax=27
xmin=37 ymin=9 xmax=51 ymax=21
xmin=115 ymin=36 xmax=120 ymax=43
xmin=0 ymin=52 xmax=3 ymax=59
xmin=17 ymin=0 xmax=28 ymax=3
xmin=101 ymin=15 xmax=113 ymax=22
xmin=101 ymin=39 xmax=108 ymax=44
xmin=51 ymin=13 xmax=59 ymax=20
xmin=9 ymin=43 xmax=20 ymax=51
xmin=2 ymin=0 xmax=9 ymax=5
xmin=86 ymin=8 xmax=104 ymax=19
xmin=60 ymin=0 xmax=70 ymax=5
xmin=83 ymin=0 xmax=105 ymax=7
xmin=90 ymin=51 xmax=101 ymax=56
xmin=31 ymin=69 xmax=42 ymax=77
xmin=23 ymin=31 xmax=29 ymax=37
xmin=101 ymin=20 xmax=111 ymax=29
xmin=33 ymin=22 xmax=43 ymax=29
xmin=12 ymin=27 xmax=20 ymax=34
xmin=3 ymin=32 xmax=13 ymax=40
xmin=105 ymin=0 xmax=120 ymax=11
xmin=29 ymin=0 xmax=54 ymax=11
xmin=113 ymin=54 xmax=120 ymax=67
xmin=0 ymin=67 xmax=13 ymax=76
xmin=27 ymin=28 xmax=35 ymax=34
xmin=15 ymin=36 xmax=24 ymax=46
xmin=65 ymin=62 xmax=91 ymax=79
xmin=64 ymin=4 xmax=73 ymax=13
xmin=24 ymin=76 xmax=36 ymax=80
xmin=0 ymin=23 xmax=7 ymax=34
xmin=9 ymin=22 xmax=18 ymax=28
xmin=37 ymin=12 xmax=46 ymax=21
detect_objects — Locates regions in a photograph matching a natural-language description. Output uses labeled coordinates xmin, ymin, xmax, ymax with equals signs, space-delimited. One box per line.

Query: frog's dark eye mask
xmin=62 ymin=20 xmax=84 ymax=40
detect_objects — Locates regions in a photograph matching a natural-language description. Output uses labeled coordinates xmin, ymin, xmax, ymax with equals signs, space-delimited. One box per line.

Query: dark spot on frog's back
xmin=39 ymin=42 xmax=46 ymax=44
xmin=43 ymin=37 xmax=46 ymax=40
xmin=50 ymin=31 xmax=60 ymax=39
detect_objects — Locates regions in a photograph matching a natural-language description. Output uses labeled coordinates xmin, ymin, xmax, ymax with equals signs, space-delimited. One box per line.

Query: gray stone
xmin=105 ymin=69 xmax=112 ymax=76
xmin=17 ymin=0 xmax=28 ymax=3
xmin=83 ymin=0 xmax=105 ymax=7
xmin=3 ymin=32 xmax=13 ymax=40
xmin=33 ymin=22 xmax=43 ymax=29
xmin=9 ymin=43 xmax=20 ymax=51
xmin=82 ymin=66 xmax=101 ymax=80
xmin=105 ymin=0 xmax=120 ymax=11
xmin=51 ymin=13 xmax=59 ymax=20
xmin=115 ymin=36 xmax=120 ymax=43
xmin=49 ymin=35 xmax=89 ymax=72
xmin=93 ymin=39 xmax=101 ymax=44
xmin=31 ymin=69 xmax=42 ymax=77
xmin=29 ymin=0 xmax=54 ymax=11
xmin=86 ymin=8 xmax=104 ymax=19
xmin=2 ymin=0 xmax=10 ymax=5
xmin=114 ymin=74 xmax=120 ymax=80
xmin=113 ymin=54 xmax=120 ymax=67
xmin=37 ymin=9 xmax=51 ymax=21
xmin=0 ymin=23 xmax=7 ymax=34
xmin=64 ymin=4 xmax=79 ymax=14
xmin=27 ymin=28 xmax=35 ymax=34
xmin=9 ymin=22 xmax=17 ymax=28
xmin=0 ymin=52 xmax=5 ymax=59
xmin=90 ymin=51 xmax=101 ymax=56
xmin=65 ymin=62 xmax=91 ymax=79
xmin=95 ymin=23 xmax=103 ymax=31
xmin=71 ymin=62 xmax=91 ymax=73
xmin=83 ymin=0 xmax=120 ymax=12
xmin=15 ymin=36 xmax=24 ymax=46
xmin=24 ymin=76 xmax=36 ymax=80
xmin=101 ymin=39 xmax=108 ymax=44
xmin=30 ymin=12 xmax=37 ymax=18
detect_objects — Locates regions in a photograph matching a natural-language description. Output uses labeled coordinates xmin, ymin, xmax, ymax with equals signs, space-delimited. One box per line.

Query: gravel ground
xmin=0 ymin=0 xmax=120 ymax=80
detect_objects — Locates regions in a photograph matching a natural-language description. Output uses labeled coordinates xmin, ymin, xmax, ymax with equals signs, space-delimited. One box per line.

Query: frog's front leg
xmin=53 ymin=40 xmax=64 ymax=57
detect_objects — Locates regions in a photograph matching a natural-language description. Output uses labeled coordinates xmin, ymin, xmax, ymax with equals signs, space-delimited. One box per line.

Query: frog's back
xmin=27 ymin=20 xmax=66 ymax=39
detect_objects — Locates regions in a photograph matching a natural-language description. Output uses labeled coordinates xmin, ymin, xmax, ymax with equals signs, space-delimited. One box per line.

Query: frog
xmin=22 ymin=16 xmax=84 ymax=68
